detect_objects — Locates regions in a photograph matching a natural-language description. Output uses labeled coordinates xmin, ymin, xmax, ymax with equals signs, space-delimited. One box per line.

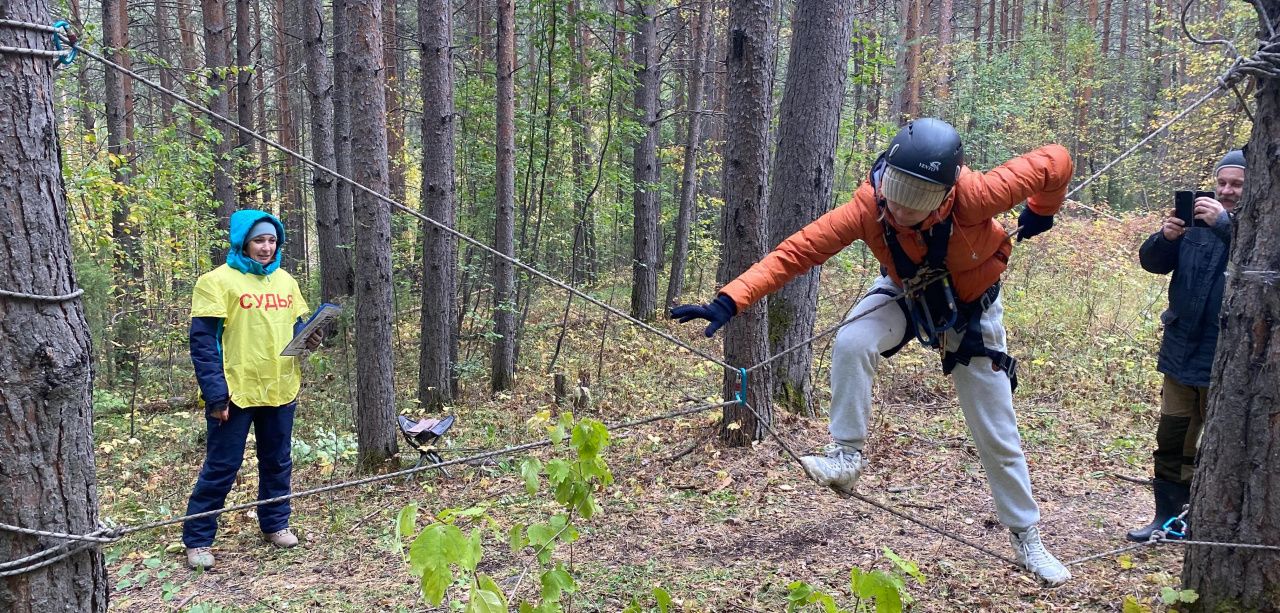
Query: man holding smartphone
xmin=1128 ymin=149 xmax=1245 ymax=542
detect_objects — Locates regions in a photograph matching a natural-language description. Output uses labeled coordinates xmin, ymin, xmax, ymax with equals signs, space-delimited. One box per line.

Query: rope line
xmin=0 ymin=400 xmax=736 ymax=577
xmin=735 ymin=402 xmax=1024 ymax=569
xmin=65 ymin=40 xmax=736 ymax=374
xmin=0 ymin=18 xmax=64 ymax=33
xmin=0 ymin=287 xmax=85 ymax=302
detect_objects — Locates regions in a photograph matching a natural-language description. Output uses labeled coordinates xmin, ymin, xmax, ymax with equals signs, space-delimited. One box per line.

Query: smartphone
xmin=1174 ymin=190 xmax=1215 ymax=228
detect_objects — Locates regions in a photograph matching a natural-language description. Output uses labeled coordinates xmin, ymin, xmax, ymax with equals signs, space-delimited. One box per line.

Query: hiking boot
xmin=1009 ymin=526 xmax=1071 ymax=587
xmin=263 ymin=528 xmax=299 ymax=548
xmin=1126 ymin=478 xmax=1190 ymax=542
xmin=186 ymin=547 xmax=215 ymax=570
xmin=799 ymin=445 xmax=866 ymax=494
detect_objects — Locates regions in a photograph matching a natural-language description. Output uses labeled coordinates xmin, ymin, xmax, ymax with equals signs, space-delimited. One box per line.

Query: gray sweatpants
xmin=829 ymin=275 xmax=1040 ymax=530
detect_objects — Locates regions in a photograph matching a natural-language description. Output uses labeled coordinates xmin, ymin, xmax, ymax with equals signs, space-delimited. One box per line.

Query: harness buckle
xmin=903 ymin=272 xmax=957 ymax=347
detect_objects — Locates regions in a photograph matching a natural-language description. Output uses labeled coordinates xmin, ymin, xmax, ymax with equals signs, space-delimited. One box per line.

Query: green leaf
xmin=1178 ymin=589 xmax=1199 ymax=603
xmin=1160 ymin=587 xmax=1179 ymax=605
xmin=882 ymin=548 xmax=925 ymax=585
xmin=521 ymin=458 xmax=543 ymax=495
xmin=787 ymin=581 xmax=815 ymax=612
xmin=545 ymin=460 xmax=572 ymax=486
xmin=653 ymin=586 xmax=672 ymax=613
xmin=464 ymin=574 xmax=508 ymax=613
xmin=419 ymin=561 xmax=452 ymax=606
xmin=397 ymin=504 xmax=419 ymax=543
xmin=509 ymin=522 xmax=528 ymax=556
xmin=540 ymin=565 xmax=576 ymax=602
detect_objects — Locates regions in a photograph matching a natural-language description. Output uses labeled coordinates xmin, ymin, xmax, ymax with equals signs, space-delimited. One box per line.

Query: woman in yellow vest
xmin=183 ymin=210 xmax=322 ymax=570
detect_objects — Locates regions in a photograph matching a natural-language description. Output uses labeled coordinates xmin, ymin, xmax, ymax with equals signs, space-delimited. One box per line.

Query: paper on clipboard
xmin=281 ymin=303 xmax=342 ymax=356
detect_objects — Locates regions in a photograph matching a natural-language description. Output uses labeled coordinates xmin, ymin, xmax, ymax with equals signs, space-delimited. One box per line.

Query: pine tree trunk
xmin=154 ymin=0 xmax=176 ymax=126
xmin=766 ymin=0 xmax=856 ymax=417
xmin=103 ymin=0 xmax=140 ymax=381
xmin=303 ymin=0 xmax=354 ymax=300
xmin=384 ymin=0 xmax=405 ymax=203
xmin=491 ymin=0 xmax=517 ymax=391
xmin=274 ymin=0 xmax=305 ymax=273
xmin=0 ymin=4 xmax=107 ymax=605
xmin=202 ymin=0 xmax=237 ymax=263
xmin=418 ymin=0 xmax=459 ymax=408
xmin=333 ymin=0 xmax=357 ymax=248
xmin=568 ymin=0 xmax=596 ymax=286
xmin=719 ymin=0 xmax=776 ymax=445
xmin=1181 ymin=13 xmax=1280 ymax=606
xmin=630 ymin=0 xmax=660 ymax=322
xmin=347 ymin=0 xmax=398 ymax=469
xmin=666 ymin=0 xmax=711 ymax=307
xmin=236 ymin=0 xmax=256 ymax=203
xmin=937 ymin=0 xmax=953 ymax=100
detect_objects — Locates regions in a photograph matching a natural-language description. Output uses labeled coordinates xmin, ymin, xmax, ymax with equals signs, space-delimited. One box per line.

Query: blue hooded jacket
xmin=191 ymin=209 xmax=303 ymax=411
xmin=226 ymin=209 xmax=286 ymax=275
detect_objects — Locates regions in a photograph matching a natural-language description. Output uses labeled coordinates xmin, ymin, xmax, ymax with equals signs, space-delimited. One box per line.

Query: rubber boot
xmin=1126 ymin=478 xmax=1190 ymax=542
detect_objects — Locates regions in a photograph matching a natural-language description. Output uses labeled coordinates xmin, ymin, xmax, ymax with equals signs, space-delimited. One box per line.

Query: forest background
xmin=34 ymin=0 xmax=1261 ymax=608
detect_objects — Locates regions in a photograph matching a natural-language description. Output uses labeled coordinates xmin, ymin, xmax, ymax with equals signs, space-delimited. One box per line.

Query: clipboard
xmin=281 ymin=303 xmax=342 ymax=356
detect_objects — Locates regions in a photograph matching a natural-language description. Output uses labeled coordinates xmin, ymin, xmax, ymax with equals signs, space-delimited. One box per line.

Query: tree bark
xmin=236 ymin=0 xmax=256 ymax=204
xmin=347 ymin=0 xmax=398 ymax=469
xmin=202 ymin=0 xmax=237 ymax=264
xmin=666 ymin=0 xmax=711 ymax=308
xmin=0 ymin=1 xmax=107 ymax=606
xmin=766 ymin=0 xmax=856 ymax=417
xmin=384 ymin=0 xmax=406 ymax=204
xmin=333 ymin=0 xmax=357 ymax=249
xmin=274 ymin=0 xmax=305 ymax=273
xmin=937 ymin=0 xmax=953 ymax=100
xmin=719 ymin=0 xmax=775 ymax=445
xmin=491 ymin=0 xmax=517 ymax=391
xmin=1181 ymin=7 xmax=1280 ymax=606
xmin=418 ymin=0 xmax=459 ymax=408
xmin=630 ymin=0 xmax=660 ymax=322
xmin=568 ymin=0 xmax=596 ymax=286
xmin=303 ymin=0 xmax=355 ymax=300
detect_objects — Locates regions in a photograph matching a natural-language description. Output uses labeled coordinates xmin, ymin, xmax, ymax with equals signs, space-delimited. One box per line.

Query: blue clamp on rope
xmin=734 ymin=368 xmax=748 ymax=405
xmin=51 ymin=20 xmax=77 ymax=66
xmin=1161 ymin=515 xmax=1187 ymax=539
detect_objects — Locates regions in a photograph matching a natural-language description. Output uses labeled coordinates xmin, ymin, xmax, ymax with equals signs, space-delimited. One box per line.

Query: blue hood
xmin=226 ymin=209 xmax=286 ymax=275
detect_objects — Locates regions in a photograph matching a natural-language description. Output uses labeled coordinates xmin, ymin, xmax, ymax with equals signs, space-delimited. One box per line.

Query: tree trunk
xmin=894 ymin=0 xmax=921 ymax=120
xmin=333 ymin=0 xmax=357 ymax=248
xmin=630 ymin=0 xmax=660 ymax=322
xmin=347 ymin=0 xmax=398 ymax=469
xmin=155 ymin=0 xmax=176 ymax=126
xmin=1181 ymin=10 xmax=1280 ymax=606
xmin=274 ymin=0 xmax=305 ymax=273
xmin=0 ymin=2 xmax=107 ymax=606
xmin=303 ymin=0 xmax=355 ymax=300
xmin=766 ymin=0 xmax=856 ymax=417
xmin=103 ymin=0 xmax=141 ymax=384
xmin=937 ymin=0 xmax=953 ymax=100
xmin=568 ymin=0 xmax=596 ymax=286
xmin=418 ymin=0 xmax=458 ymax=408
xmin=384 ymin=0 xmax=406 ymax=203
xmin=491 ymin=0 xmax=517 ymax=391
xmin=719 ymin=0 xmax=776 ymax=446
xmin=236 ymin=0 xmax=256 ymax=204
xmin=203 ymin=0 xmax=237 ymax=264
xmin=666 ymin=0 xmax=711 ymax=307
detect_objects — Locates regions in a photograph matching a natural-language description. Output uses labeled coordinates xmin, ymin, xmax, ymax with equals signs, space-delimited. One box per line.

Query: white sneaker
xmin=799 ymin=446 xmax=866 ymax=494
xmin=263 ymin=528 xmax=299 ymax=548
xmin=186 ymin=546 xmax=215 ymax=570
xmin=1009 ymin=526 xmax=1071 ymax=587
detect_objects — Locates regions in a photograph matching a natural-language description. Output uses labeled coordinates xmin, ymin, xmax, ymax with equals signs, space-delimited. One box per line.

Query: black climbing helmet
xmin=884 ymin=118 xmax=964 ymax=187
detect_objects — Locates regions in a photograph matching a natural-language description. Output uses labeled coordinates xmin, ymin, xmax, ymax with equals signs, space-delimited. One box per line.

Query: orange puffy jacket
xmin=719 ymin=144 xmax=1073 ymax=309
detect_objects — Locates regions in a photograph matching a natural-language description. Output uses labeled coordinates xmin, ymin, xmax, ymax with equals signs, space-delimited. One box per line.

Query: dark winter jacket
xmin=1138 ymin=212 xmax=1232 ymax=388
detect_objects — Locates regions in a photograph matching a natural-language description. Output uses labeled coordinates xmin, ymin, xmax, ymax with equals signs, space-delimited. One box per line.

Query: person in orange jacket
xmin=671 ymin=118 xmax=1073 ymax=586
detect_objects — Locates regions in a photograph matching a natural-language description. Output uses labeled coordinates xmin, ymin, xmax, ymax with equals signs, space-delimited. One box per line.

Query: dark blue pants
xmin=182 ymin=401 xmax=296 ymax=547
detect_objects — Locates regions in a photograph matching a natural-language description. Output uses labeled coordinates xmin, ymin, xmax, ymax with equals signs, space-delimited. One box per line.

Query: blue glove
xmin=670 ymin=294 xmax=737 ymax=337
xmin=1016 ymin=208 xmax=1054 ymax=242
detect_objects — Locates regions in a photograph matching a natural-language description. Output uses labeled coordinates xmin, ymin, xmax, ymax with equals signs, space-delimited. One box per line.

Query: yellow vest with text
xmin=190 ymin=264 xmax=310 ymax=407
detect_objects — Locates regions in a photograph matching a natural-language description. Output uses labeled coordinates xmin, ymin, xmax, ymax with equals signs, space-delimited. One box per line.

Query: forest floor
xmin=93 ymin=213 xmax=1194 ymax=612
